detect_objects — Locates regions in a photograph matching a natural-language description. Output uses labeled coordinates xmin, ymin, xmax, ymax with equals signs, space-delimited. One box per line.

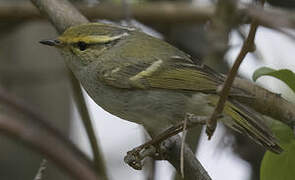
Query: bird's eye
xmin=77 ymin=41 xmax=87 ymax=51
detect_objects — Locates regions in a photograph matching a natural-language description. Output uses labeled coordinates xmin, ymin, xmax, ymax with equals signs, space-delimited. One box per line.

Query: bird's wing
xmin=98 ymin=55 xmax=224 ymax=93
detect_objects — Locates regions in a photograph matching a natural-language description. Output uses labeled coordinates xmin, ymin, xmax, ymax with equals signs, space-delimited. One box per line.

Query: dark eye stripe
xmin=74 ymin=38 xmax=121 ymax=51
xmin=77 ymin=41 xmax=88 ymax=51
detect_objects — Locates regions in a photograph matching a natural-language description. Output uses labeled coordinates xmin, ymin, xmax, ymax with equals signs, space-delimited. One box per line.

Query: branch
xmin=233 ymin=78 xmax=295 ymax=128
xmin=206 ymin=0 xmax=265 ymax=139
xmin=164 ymin=136 xmax=211 ymax=180
xmin=33 ymin=159 xmax=47 ymax=180
xmin=0 ymin=88 xmax=100 ymax=180
xmin=69 ymin=72 xmax=108 ymax=180
xmin=207 ymin=22 xmax=258 ymax=135
xmin=2 ymin=1 xmax=295 ymax=30
xmin=31 ymin=0 xmax=211 ymax=179
xmin=31 ymin=0 xmax=88 ymax=33
xmin=2 ymin=1 xmax=212 ymax=25
xmin=203 ymin=0 xmax=238 ymax=138
xmin=244 ymin=3 xmax=295 ymax=29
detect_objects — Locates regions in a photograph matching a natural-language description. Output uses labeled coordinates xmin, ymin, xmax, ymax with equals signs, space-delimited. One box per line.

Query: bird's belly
xmin=78 ymin=70 xmax=214 ymax=136
xmin=79 ymin=75 xmax=195 ymax=136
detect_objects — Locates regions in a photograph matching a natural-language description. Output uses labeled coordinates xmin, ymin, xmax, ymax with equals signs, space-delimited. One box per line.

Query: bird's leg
xmin=124 ymin=124 xmax=182 ymax=170
xmin=124 ymin=113 xmax=207 ymax=170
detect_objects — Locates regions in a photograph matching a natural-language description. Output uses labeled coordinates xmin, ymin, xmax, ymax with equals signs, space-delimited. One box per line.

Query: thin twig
xmin=69 ymin=72 xmax=108 ymax=179
xmin=204 ymin=0 xmax=238 ymax=138
xmin=180 ymin=115 xmax=188 ymax=178
xmin=33 ymin=159 xmax=47 ymax=180
xmin=237 ymin=27 xmax=264 ymax=62
xmin=206 ymin=0 xmax=265 ymax=139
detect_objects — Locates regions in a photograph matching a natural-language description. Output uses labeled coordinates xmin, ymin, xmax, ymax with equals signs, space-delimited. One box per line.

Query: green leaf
xmin=260 ymin=121 xmax=295 ymax=180
xmin=252 ymin=67 xmax=295 ymax=93
xmin=255 ymin=67 xmax=295 ymax=179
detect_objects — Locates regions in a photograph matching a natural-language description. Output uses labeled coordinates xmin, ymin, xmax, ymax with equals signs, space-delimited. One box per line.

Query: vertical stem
xmin=69 ymin=72 xmax=109 ymax=180
xmin=206 ymin=0 xmax=265 ymax=139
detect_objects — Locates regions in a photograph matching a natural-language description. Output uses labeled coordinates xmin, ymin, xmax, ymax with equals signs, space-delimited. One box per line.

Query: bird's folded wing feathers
xmin=99 ymin=56 xmax=224 ymax=92
xmin=223 ymin=99 xmax=283 ymax=153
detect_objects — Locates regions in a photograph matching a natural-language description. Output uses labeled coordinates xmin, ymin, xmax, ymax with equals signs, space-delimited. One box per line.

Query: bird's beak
xmin=39 ymin=39 xmax=61 ymax=47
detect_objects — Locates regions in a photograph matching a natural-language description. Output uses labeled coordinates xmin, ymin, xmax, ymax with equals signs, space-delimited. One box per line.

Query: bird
xmin=40 ymin=22 xmax=282 ymax=167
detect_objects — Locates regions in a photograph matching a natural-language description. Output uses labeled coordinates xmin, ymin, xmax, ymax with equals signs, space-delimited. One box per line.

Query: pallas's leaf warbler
xmin=40 ymin=23 xmax=282 ymax=155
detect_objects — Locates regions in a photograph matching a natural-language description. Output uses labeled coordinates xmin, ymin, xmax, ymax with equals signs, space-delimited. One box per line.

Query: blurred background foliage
xmin=0 ymin=0 xmax=294 ymax=180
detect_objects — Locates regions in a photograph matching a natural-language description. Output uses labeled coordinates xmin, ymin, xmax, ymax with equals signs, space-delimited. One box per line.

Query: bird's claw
xmin=124 ymin=148 xmax=142 ymax=170
xmin=124 ymin=145 xmax=157 ymax=170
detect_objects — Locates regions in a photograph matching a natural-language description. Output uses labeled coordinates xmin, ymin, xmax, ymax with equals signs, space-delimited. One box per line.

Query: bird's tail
xmin=222 ymin=99 xmax=283 ymax=154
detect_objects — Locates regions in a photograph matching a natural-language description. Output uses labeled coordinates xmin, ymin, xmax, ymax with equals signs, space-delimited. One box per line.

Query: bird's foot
xmin=124 ymin=113 xmax=208 ymax=170
xmin=124 ymin=144 xmax=160 ymax=170
xmin=123 ymin=123 xmax=180 ymax=170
